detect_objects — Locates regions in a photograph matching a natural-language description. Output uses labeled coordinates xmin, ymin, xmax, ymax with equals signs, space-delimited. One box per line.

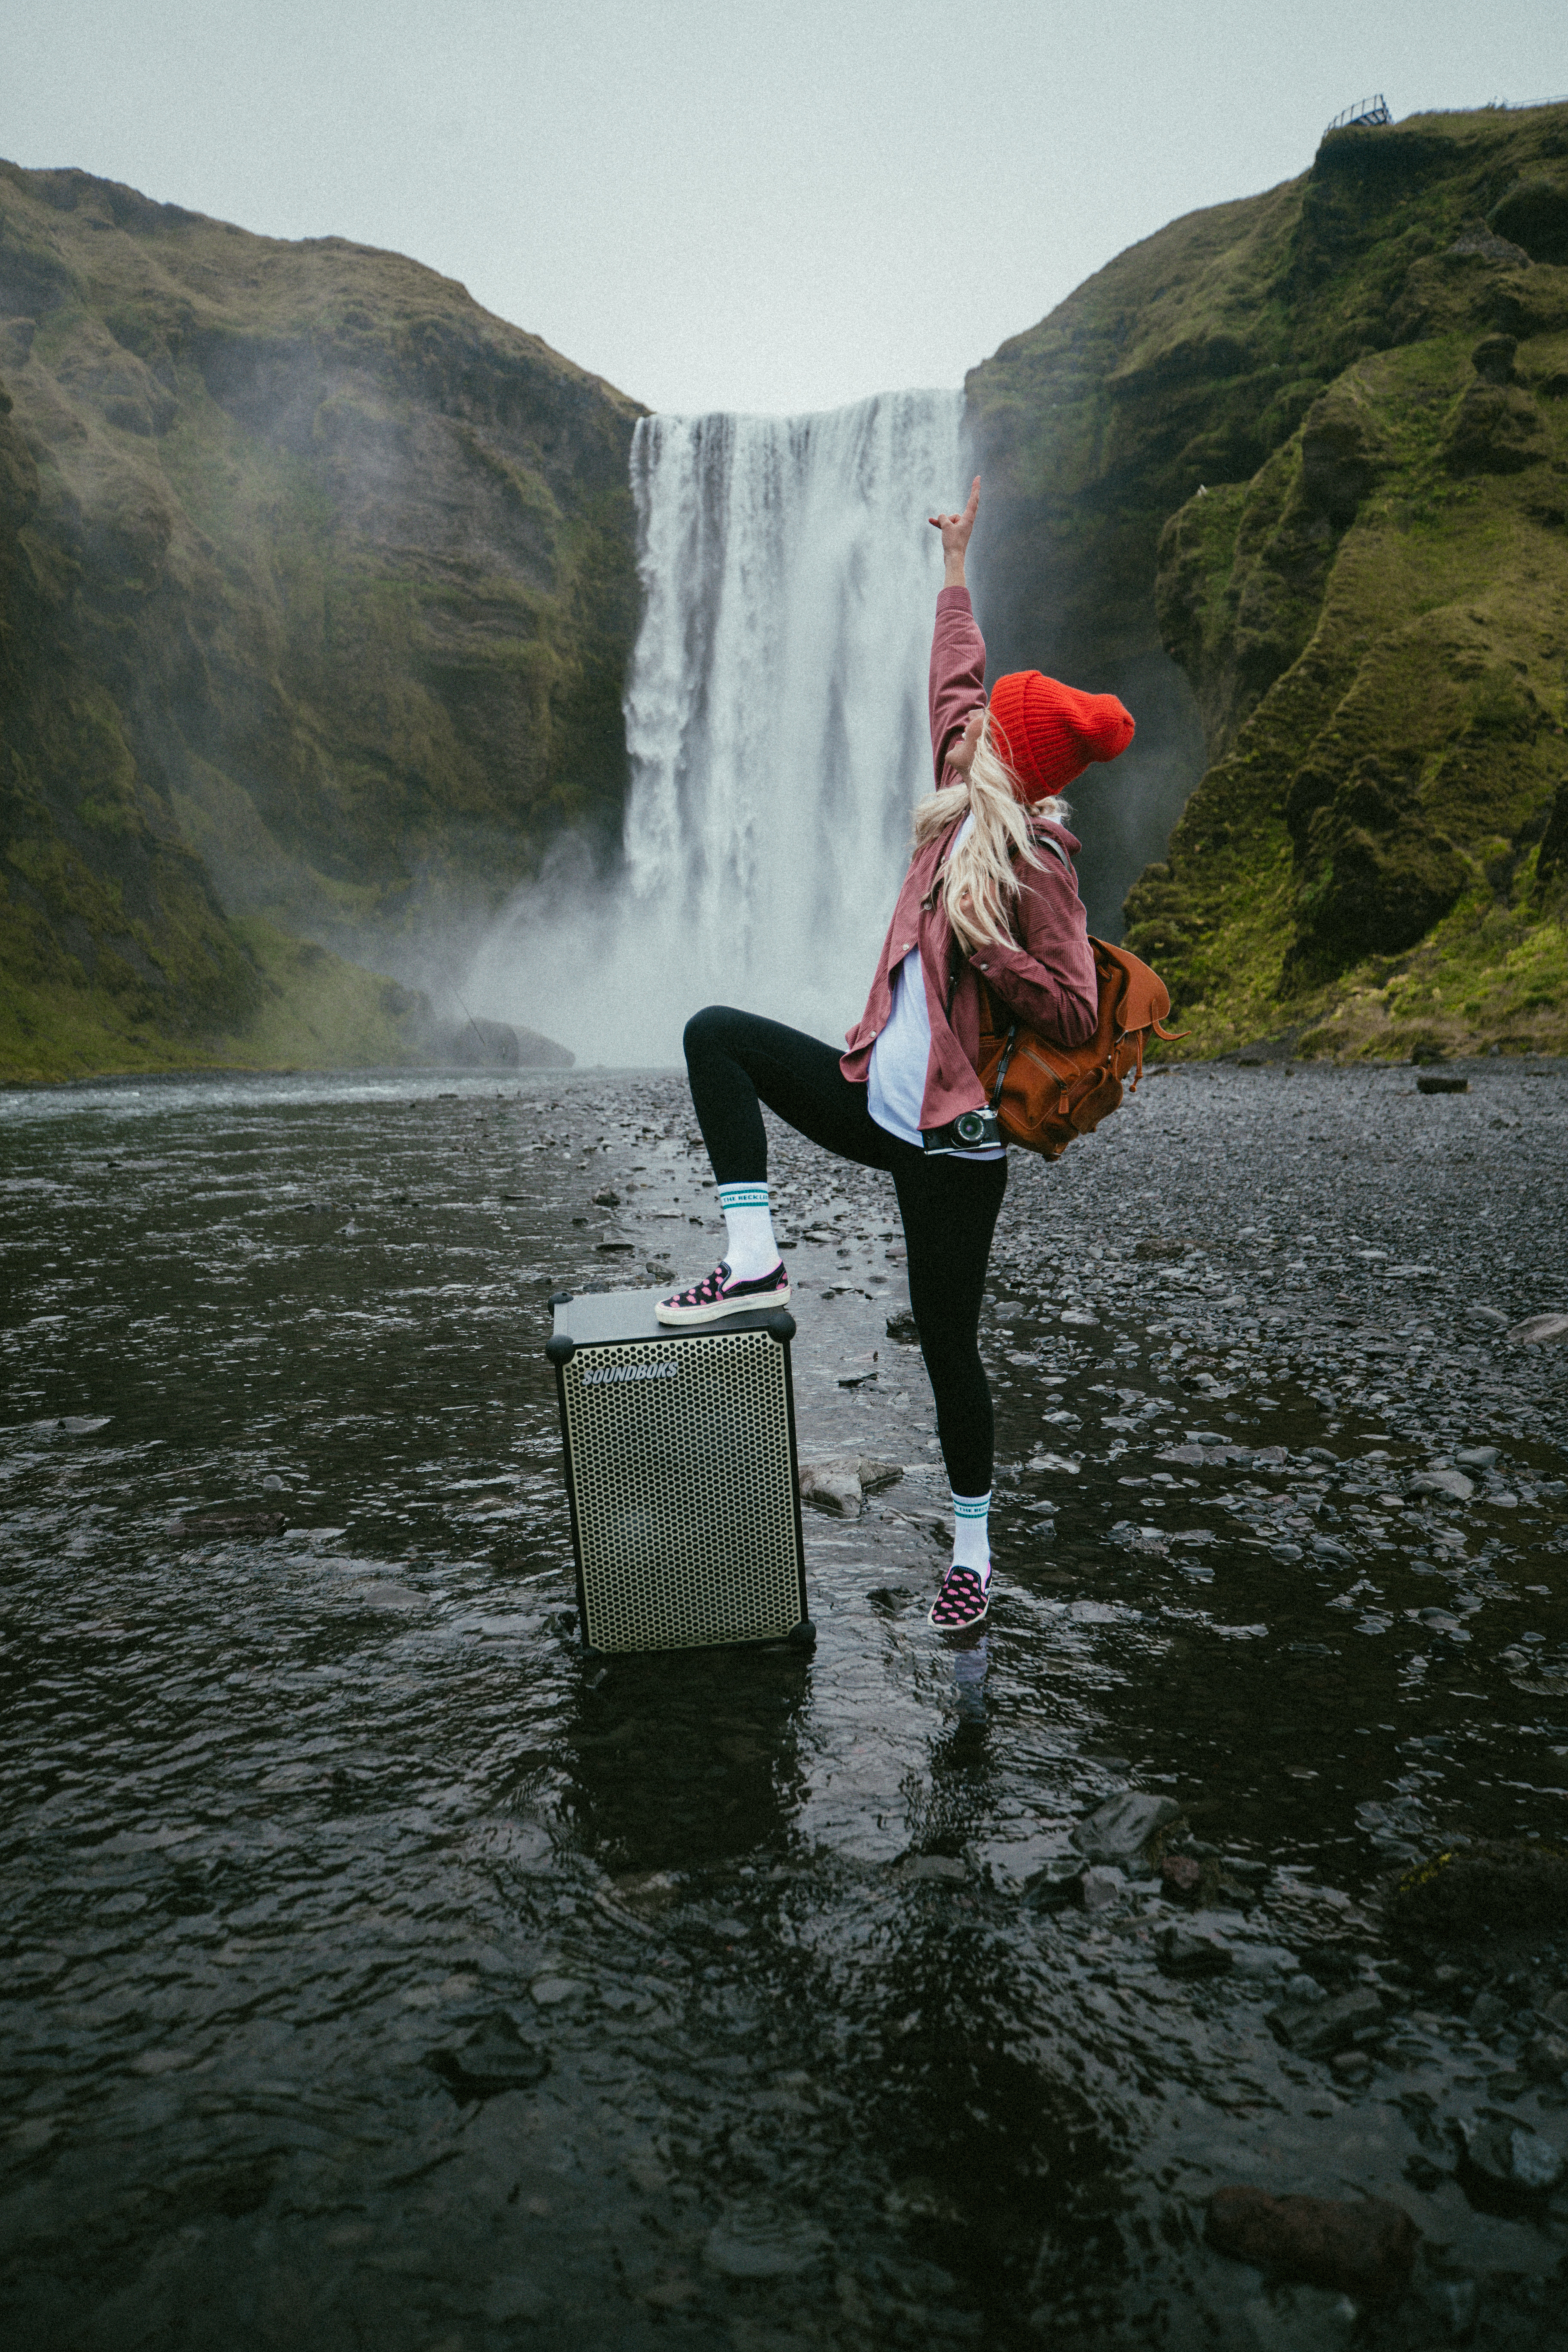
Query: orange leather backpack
xmin=974 ymin=933 xmax=1184 ymax=1160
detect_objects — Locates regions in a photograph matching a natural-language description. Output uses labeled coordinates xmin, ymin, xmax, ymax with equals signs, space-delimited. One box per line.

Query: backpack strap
xmin=1032 ymin=828 xmax=1073 ymax=875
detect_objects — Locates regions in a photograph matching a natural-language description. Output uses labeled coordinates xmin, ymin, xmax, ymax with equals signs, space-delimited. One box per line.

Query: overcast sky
xmin=4 ymin=1 xmax=1564 ymax=416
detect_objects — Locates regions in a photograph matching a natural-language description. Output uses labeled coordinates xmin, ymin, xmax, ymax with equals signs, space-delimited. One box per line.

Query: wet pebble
xmin=1267 ymin=1987 xmax=1383 ymax=2057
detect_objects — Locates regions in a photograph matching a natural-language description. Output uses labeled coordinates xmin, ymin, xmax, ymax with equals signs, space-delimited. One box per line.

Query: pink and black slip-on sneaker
xmin=655 ymin=1259 xmax=790 ymax=1328
xmin=927 ymin=1565 xmax=991 ymax=1631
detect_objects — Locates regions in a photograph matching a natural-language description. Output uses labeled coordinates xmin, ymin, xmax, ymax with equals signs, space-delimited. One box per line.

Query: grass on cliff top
xmin=0 ymin=919 xmax=426 ymax=1086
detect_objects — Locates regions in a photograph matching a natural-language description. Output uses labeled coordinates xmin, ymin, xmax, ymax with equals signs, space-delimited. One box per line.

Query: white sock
xmin=717 ymin=1181 xmax=779 ymax=1280
xmin=952 ymin=1490 xmax=991 ymax=1580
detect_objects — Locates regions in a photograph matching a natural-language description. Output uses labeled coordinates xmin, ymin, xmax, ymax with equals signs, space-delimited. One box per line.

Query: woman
xmin=657 ymin=478 xmax=1134 ymax=1631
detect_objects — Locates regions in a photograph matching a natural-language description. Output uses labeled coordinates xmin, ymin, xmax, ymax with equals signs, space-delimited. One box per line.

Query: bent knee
xmin=683 ymin=1004 xmax=743 ymax=1060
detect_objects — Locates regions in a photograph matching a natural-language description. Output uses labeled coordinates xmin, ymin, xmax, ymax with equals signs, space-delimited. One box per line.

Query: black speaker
xmin=546 ymin=1287 xmax=812 ymax=1657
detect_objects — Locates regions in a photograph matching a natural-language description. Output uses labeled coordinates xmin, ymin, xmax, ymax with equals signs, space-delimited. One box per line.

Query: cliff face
xmin=0 ymin=163 xmax=641 ymax=1080
xmin=969 ymin=105 xmax=1568 ymax=1057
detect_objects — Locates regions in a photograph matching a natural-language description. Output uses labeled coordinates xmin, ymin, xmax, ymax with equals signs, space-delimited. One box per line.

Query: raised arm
xmin=927 ymin=477 xmax=987 ymax=785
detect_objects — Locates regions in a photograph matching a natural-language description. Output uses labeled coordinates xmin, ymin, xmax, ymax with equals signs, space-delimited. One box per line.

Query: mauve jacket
xmin=840 ymin=585 xmax=1099 ymax=1130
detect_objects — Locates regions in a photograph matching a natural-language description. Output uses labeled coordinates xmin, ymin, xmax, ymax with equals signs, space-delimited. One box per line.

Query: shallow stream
xmin=3 ymin=1062 xmax=1567 ymax=2349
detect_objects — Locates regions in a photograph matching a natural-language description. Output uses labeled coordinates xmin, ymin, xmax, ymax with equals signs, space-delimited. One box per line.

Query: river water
xmin=4 ymin=1063 xmax=1568 ymax=2349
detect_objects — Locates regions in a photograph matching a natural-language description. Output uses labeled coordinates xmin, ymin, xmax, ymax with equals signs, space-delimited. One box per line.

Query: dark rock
xmin=434 ymin=1016 xmax=564 ymax=1069
xmin=1456 ymin=2114 xmax=1565 ymax=2210
xmin=885 ymin=1309 xmax=920 ymax=1344
xmin=1267 ymin=1987 xmax=1383 ymax=2056
xmin=1507 ymin=1312 xmax=1568 ymax=1348
xmin=1524 ymin=2030 xmax=1568 ymax=2082
xmin=1390 ymin=1841 xmax=1568 ymax=1940
xmin=798 ymin=1462 xmax=862 ymax=1519
xmin=427 ymin=2011 xmax=550 ymax=2101
xmin=856 ymin=1456 xmax=903 ymax=1494
xmin=1204 ymin=2188 xmax=1418 ymax=2300
xmin=1158 ymin=1926 xmax=1232 ymax=1979
xmin=1071 ymin=1791 xmax=1182 ymax=1862
xmin=1469 ymin=1990 xmax=1510 ymax=2032
xmin=173 ymin=1509 xmax=287 ymax=1536
xmin=895 ymin=1854 xmax=967 ymax=1885
xmin=595 ymin=1238 xmax=637 ymax=1254
xmin=1023 ymin=1859 xmax=1086 ymax=1909
xmin=1133 ymin=1238 xmax=1192 ymax=1260
xmin=1416 ymin=1073 xmax=1469 ymax=1094
xmin=1161 ymin=1855 xmax=1203 ymax=1900
xmin=591 ymin=1188 xmax=620 ymax=1207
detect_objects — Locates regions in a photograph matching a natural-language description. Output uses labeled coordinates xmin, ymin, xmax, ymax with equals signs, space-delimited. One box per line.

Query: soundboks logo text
xmin=581 ymin=1361 xmax=680 ymax=1387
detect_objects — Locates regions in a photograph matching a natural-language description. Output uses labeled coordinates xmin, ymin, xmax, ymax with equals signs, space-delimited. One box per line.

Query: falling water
xmin=475 ymin=389 xmax=968 ymax=1064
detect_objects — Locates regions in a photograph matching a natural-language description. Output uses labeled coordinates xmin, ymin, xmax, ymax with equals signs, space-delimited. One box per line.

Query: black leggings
xmin=683 ymin=1005 xmax=1007 ymax=1497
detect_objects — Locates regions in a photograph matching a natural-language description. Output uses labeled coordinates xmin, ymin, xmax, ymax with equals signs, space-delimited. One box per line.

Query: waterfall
xmin=474 ymin=389 xmax=968 ymax=1066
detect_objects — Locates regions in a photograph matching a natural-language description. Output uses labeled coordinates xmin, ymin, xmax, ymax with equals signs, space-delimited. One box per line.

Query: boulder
xmin=1157 ymin=1927 xmax=1232 ymax=1979
xmin=1507 ymin=1312 xmax=1568 ymax=1348
xmin=1023 ymin=1858 xmax=1087 ymax=1909
xmin=1457 ymin=2116 xmax=1565 ymax=2211
xmin=1071 ymin=1791 xmax=1182 ymax=1862
xmin=1524 ymin=2030 xmax=1568 ymax=2083
xmin=427 ymin=2011 xmax=550 ymax=2100
xmin=1411 ymin=1467 xmax=1473 ymax=1501
xmin=1266 ymin=1987 xmax=1383 ymax=2057
xmin=1205 ymin=2189 xmax=1418 ymax=2300
xmin=798 ymin=1463 xmax=862 ymax=1519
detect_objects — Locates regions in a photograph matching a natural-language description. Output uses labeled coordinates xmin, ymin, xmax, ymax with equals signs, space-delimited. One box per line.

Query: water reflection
xmin=560 ymin=1648 xmax=811 ymax=1874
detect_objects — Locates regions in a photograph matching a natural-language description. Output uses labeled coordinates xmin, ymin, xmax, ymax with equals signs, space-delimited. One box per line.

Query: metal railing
xmin=1325 ymin=95 xmax=1393 ymax=133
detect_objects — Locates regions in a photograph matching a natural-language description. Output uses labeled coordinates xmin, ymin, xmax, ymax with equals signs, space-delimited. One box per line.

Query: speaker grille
xmin=560 ymin=1328 xmax=803 ymax=1653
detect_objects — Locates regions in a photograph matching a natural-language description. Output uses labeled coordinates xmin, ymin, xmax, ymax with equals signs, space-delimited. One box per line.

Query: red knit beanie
xmin=987 ymin=670 xmax=1135 ymax=803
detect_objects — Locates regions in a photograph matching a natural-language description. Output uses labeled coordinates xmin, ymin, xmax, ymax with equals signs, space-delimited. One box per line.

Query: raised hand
xmin=929 ymin=476 xmax=980 ymax=584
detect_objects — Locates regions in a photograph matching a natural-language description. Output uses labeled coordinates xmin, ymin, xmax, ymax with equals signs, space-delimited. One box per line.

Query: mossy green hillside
xmin=0 ymin=910 xmax=427 ymax=1087
xmin=0 ymin=163 xmax=642 ymax=1081
xmin=970 ymin=104 xmax=1568 ymax=1054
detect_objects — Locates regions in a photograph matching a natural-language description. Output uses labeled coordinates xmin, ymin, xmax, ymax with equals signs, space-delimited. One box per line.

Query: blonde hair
xmin=912 ymin=713 xmax=1069 ymax=954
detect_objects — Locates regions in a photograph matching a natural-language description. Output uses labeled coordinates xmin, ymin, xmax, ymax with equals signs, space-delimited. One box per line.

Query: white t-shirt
xmin=867 ymin=814 xmax=1004 ymax=1159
